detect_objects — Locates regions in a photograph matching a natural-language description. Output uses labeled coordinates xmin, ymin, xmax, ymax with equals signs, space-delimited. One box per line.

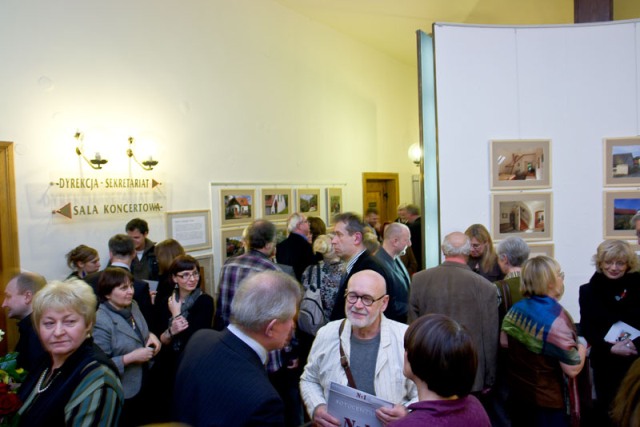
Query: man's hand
xmin=376 ymin=403 xmax=408 ymax=426
xmin=312 ymin=404 xmax=341 ymax=427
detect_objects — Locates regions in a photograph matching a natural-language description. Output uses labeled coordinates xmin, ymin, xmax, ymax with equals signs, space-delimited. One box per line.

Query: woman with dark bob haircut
xmin=388 ymin=314 xmax=490 ymax=427
xmin=93 ymin=268 xmax=161 ymax=427
xmin=147 ymin=254 xmax=214 ymax=422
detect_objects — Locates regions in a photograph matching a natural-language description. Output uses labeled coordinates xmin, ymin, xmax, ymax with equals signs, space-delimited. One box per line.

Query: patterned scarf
xmin=502 ymin=295 xmax=581 ymax=365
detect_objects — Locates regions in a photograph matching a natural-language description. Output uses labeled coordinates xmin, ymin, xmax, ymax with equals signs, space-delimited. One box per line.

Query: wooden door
xmin=362 ymin=173 xmax=399 ymax=226
xmin=0 ymin=142 xmax=20 ymax=354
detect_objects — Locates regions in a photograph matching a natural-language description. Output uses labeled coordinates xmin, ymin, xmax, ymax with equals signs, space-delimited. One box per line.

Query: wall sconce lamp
xmin=127 ymin=137 xmax=158 ymax=171
xmin=74 ymin=131 xmax=108 ymax=169
xmin=408 ymin=143 xmax=422 ymax=166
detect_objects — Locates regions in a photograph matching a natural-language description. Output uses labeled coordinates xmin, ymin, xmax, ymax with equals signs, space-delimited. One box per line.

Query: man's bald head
xmin=441 ymin=232 xmax=471 ymax=258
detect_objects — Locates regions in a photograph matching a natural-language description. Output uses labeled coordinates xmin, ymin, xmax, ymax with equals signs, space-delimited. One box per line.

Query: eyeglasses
xmin=604 ymin=260 xmax=627 ymax=268
xmin=345 ymin=292 xmax=385 ymax=306
xmin=557 ymin=271 xmax=565 ymax=279
xmin=176 ymin=271 xmax=200 ymax=280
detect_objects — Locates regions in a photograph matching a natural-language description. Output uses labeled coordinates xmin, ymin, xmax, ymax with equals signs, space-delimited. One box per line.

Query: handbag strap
xmin=338 ymin=319 xmax=357 ymax=389
xmin=315 ymin=264 xmax=321 ymax=290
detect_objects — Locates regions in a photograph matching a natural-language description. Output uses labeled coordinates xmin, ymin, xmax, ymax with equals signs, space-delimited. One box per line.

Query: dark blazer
xmin=330 ymin=250 xmax=401 ymax=322
xmin=83 ymin=266 xmax=153 ymax=325
xmin=276 ymin=232 xmax=315 ymax=281
xmin=375 ymin=248 xmax=410 ymax=323
xmin=15 ymin=314 xmax=46 ymax=373
xmin=173 ymin=329 xmax=285 ymax=427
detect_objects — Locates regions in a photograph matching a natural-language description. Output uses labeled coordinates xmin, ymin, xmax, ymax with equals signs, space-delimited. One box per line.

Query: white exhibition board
xmin=433 ymin=20 xmax=640 ymax=320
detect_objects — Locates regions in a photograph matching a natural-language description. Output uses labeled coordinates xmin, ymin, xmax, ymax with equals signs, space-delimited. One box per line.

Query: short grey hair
xmin=630 ymin=212 xmax=640 ymax=228
xmin=287 ymin=213 xmax=306 ymax=233
xmin=230 ymin=271 xmax=302 ymax=332
xmin=496 ymin=237 xmax=530 ymax=267
xmin=441 ymin=233 xmax=471 ymax=257
xmin=383 ymin=222 xmax=409 ymax=242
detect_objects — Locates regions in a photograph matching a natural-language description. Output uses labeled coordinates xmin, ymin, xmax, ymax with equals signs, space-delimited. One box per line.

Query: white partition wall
xmin=433 ymin=20 xmax=640 ymax=319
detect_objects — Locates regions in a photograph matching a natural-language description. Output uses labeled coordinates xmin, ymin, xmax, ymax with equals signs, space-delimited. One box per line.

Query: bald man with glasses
xmin=300 ymin=270 xmax=417 ymax=426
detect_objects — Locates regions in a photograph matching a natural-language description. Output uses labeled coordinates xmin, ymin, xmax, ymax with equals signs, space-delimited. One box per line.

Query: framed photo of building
xmin=528 ymin=243 xmax=555 ymax=258
xmin=221 ymin=189 xmax=255 ymax=227
xmin=298 ymin=189 xmax=321 ymax=217
xmin=166 ymin=210 xmax=212 ymax=251
xmin=604 ymin=137 xmax=640 ymax=187
xmin=327 ymin=188 xmax=343 ymax=218
xmin=604 ymin=191 xmax=640 ymax=239
xmin=491 ymin=192 xmax=552 ymax=241
xmin=490 ymin=139 xmax=551 ymax=190
xmin=221 ymin=228 xmax=246 ymax=262
xmin=262 ymin=188 xmax=292 ymax=221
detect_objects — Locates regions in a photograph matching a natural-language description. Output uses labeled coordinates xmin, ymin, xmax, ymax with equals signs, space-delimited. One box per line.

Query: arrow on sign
xmin=52 ymin=203 xmax=72 ymax=219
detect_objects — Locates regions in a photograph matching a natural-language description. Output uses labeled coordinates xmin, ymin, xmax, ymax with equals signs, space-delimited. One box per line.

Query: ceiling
xmin=273 ymin=0 xmax=640 ymax=66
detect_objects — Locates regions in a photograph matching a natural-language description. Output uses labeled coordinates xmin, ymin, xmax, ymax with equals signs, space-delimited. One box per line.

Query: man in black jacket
xmin=329 ymin=212 xmax=401 ymax=322
xmin=276 ymin=212 xmax=315 ymax=281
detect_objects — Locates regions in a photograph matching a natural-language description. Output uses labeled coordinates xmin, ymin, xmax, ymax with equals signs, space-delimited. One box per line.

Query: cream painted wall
xmin=0 ymin=0 xmax=418 ymax=280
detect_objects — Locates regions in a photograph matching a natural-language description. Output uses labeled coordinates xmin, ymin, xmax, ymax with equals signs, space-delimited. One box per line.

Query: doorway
xmin=362 ymin=173 xmax=399 ymax=226
xmin=0 ymin=142 xmax=20 ymax=355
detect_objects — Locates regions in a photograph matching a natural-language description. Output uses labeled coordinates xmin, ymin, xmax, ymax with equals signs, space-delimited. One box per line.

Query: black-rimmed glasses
xmin=345 ymin=291 xmax=385 ymax=306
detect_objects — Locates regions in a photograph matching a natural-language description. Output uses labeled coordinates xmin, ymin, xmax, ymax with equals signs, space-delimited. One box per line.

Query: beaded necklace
xmin=36 ymin=368 xmax=61 ymax=394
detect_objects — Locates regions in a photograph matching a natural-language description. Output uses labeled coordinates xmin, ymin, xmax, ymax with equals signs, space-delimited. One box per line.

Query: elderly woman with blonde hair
xmin=16 ymin=280 xmax=123 ymax=426
xmin=579 ymin=239 xmax=640 ymax=425
xmin=502 ymin=256 xmax=586 ymax=426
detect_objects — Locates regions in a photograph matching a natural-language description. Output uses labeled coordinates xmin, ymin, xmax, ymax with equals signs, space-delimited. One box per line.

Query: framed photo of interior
xmin=603 ymin=191 xmax=640 ymax=239
xmin=298 ymin=189 xmax=321 ymax=217
xmin=221 ymin=228 xmax=246 ymax=262
xmin=528 ymin=243 xmax=555 ymax=258
xmin=262 ymin=188 xmax=292 ymax=221
xmin=603 ymin=137 xmax=640 ymax=186
xmin=491 ymin=192 xmax=552 ymax=241
xmin=490 ymin=139 xmax=551 ymax=190
xmin=166 ymin=210 xmax=212 ymax=251
xmin=327 ymin=188 xmax=343 ymax=218
xmin=220 ymin=189 xmax=255 ymax=227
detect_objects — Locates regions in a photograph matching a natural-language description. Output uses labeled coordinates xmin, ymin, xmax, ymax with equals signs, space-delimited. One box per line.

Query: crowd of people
xmin=2 ymin=210 xmax=640 ymax=426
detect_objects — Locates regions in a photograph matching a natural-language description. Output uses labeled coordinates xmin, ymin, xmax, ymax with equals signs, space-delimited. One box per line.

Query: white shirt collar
xmin=228 ymin=324 xmax=268 ymax=365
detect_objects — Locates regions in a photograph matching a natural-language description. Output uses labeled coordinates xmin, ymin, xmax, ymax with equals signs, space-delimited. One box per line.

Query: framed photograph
xmin=528 ymin=243 xmax=555 ymax=258
xmin=262 ymin=188 xmax=292 ymax=221
xmin=603 ymin=191 xmax=640 ymax=239
xmin=490 ymin=139 xmax=551 ymax=190
xmin=298 ymin=189 xmax=321 ymax=217
xmin=275 ymin=222 xmax=288 ymax=244
xmin=491 ymin=192 xmax=553 ymax=241
xmin=604 ymin=137 xmax=640 ymax=186
xmin=327 ymin=188 xmax=343 ymax=218
xmin=193 ymin=254 xmax=214 ymax=294
xmin=221 ymin=189 xmax=255 ymax=226
xmin=166 ymin=210 xmax=212 ymax=251
xmin=221 ymin=228 xmax=246 ymax=262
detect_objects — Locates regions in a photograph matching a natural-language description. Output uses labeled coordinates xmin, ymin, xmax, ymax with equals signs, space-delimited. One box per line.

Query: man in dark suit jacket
xmin=375 ymin=222 xmax=412 ymax=323
xmin=1 ymin=272 xmax=47 ymax=372
xmin=329 ymin=212 xmax=401 ymax=322
xmin=276 ymin=212 xmax=315 ymax=281
xmin=84 ymin=234 xmax=152 ymax=323
xmin=173 ymin=270 xmax=301 ymax=427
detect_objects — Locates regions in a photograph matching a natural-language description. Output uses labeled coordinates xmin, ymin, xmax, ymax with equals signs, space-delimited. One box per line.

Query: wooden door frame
xmin=362 ymin=172 xmax=400 ymax=223
xmin=0 ymin=142 xmax=20 ymax=354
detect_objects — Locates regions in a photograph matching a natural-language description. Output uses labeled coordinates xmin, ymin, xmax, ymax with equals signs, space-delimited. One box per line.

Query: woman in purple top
xmin=389 ymin=314 xmax=491 ymax=427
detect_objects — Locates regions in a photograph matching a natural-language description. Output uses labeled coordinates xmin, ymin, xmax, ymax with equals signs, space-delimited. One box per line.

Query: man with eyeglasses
xmin=300 ymin=270 xmax=417 ymax=426
xmin=408 ymin=231 xmax=499 ymax=396
xmin=83 ymin=234 xmax=153 ymax=324
xmin=276 ymin=212 xmax=315 ymax=281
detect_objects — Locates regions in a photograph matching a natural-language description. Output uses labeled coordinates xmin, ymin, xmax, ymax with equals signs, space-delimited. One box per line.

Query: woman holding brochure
xmin=579 ymin=240 xmax=640 ymax=425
